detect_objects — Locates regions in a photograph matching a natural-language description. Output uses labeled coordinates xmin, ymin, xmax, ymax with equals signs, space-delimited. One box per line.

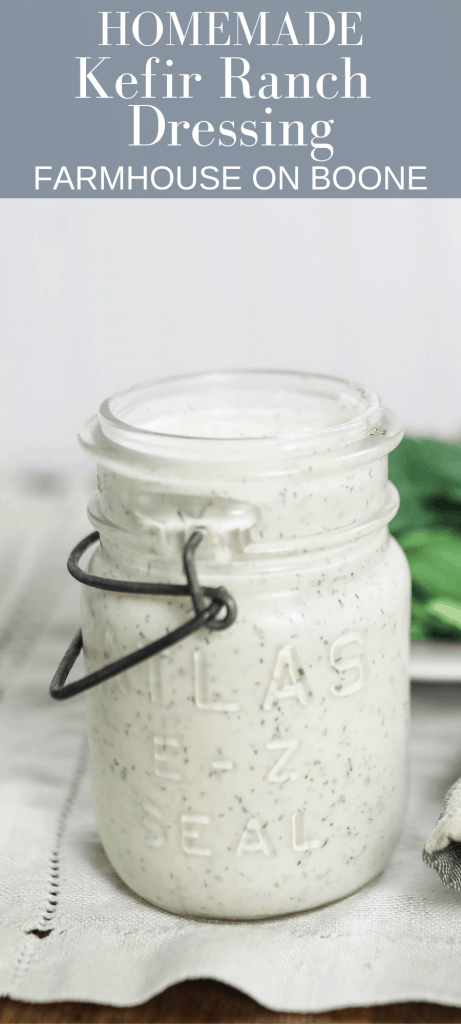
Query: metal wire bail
xmin=50 ymin=529 xmax=237 ymax=701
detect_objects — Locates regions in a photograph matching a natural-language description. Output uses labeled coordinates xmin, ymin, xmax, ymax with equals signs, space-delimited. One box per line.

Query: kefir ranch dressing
xmin=79 ymin=371 xmax=410 ymax=919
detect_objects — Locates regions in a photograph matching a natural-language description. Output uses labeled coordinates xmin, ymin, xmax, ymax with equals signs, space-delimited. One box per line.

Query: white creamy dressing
xmin=142 ymin=404 xmax=353 ymax=439
xmin=81 ymin=392 xmax=410 ymax=919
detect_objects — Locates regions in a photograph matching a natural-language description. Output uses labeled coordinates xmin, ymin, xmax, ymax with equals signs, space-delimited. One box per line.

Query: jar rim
xmin=91 ymin=369 xmax=388 ymax=460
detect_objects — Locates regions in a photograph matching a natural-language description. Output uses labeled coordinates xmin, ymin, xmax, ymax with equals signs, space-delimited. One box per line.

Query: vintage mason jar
xmin=77 ymin=370 xmax=410 ymax=920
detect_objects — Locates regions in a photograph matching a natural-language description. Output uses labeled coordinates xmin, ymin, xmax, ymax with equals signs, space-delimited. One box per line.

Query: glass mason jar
xmin=78 ymin=370 xmax=410 ymax=920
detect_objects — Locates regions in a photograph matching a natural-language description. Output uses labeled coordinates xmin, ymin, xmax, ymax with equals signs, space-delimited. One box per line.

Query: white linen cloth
xmin=1 ymin=466 xmax=461 ymax=1012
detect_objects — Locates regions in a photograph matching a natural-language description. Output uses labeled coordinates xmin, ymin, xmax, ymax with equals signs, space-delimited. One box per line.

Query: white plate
xmin=411 ymin=640 xmax=461 ymax=682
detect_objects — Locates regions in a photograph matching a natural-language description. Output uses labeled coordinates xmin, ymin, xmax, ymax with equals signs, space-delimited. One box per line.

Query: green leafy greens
xmin=388 ymin=438 xmax=461 ymax=640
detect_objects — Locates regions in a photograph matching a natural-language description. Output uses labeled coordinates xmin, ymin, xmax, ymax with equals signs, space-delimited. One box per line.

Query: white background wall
xmin=0 ymin=198 xmax=459 ymax=465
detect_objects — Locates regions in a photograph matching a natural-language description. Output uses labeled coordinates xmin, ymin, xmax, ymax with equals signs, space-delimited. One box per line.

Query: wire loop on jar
xmin=50 ymin=530 xmax=237 ymax=701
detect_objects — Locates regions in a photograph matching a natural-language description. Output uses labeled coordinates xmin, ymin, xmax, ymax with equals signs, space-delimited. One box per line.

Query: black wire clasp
xmin=50 ymin=529 xmax=237 ymax=701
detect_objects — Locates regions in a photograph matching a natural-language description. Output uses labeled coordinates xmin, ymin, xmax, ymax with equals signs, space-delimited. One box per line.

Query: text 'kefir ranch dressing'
xmin=78 ymin=371 xmax=410 ymax=919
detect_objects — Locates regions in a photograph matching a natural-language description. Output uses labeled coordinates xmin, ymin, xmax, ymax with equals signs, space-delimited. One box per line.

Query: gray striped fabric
xmin=424 ymin=779 xmax=461 ymax=891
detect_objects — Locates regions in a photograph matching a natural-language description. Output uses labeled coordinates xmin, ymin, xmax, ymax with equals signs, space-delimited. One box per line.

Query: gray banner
xmin=0 ymin=0 xmax=459 ymax=197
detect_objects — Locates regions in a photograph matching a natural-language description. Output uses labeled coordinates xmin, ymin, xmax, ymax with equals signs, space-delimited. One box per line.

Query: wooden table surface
xmin=1 ymin=981 xmax=461 ymax=1023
